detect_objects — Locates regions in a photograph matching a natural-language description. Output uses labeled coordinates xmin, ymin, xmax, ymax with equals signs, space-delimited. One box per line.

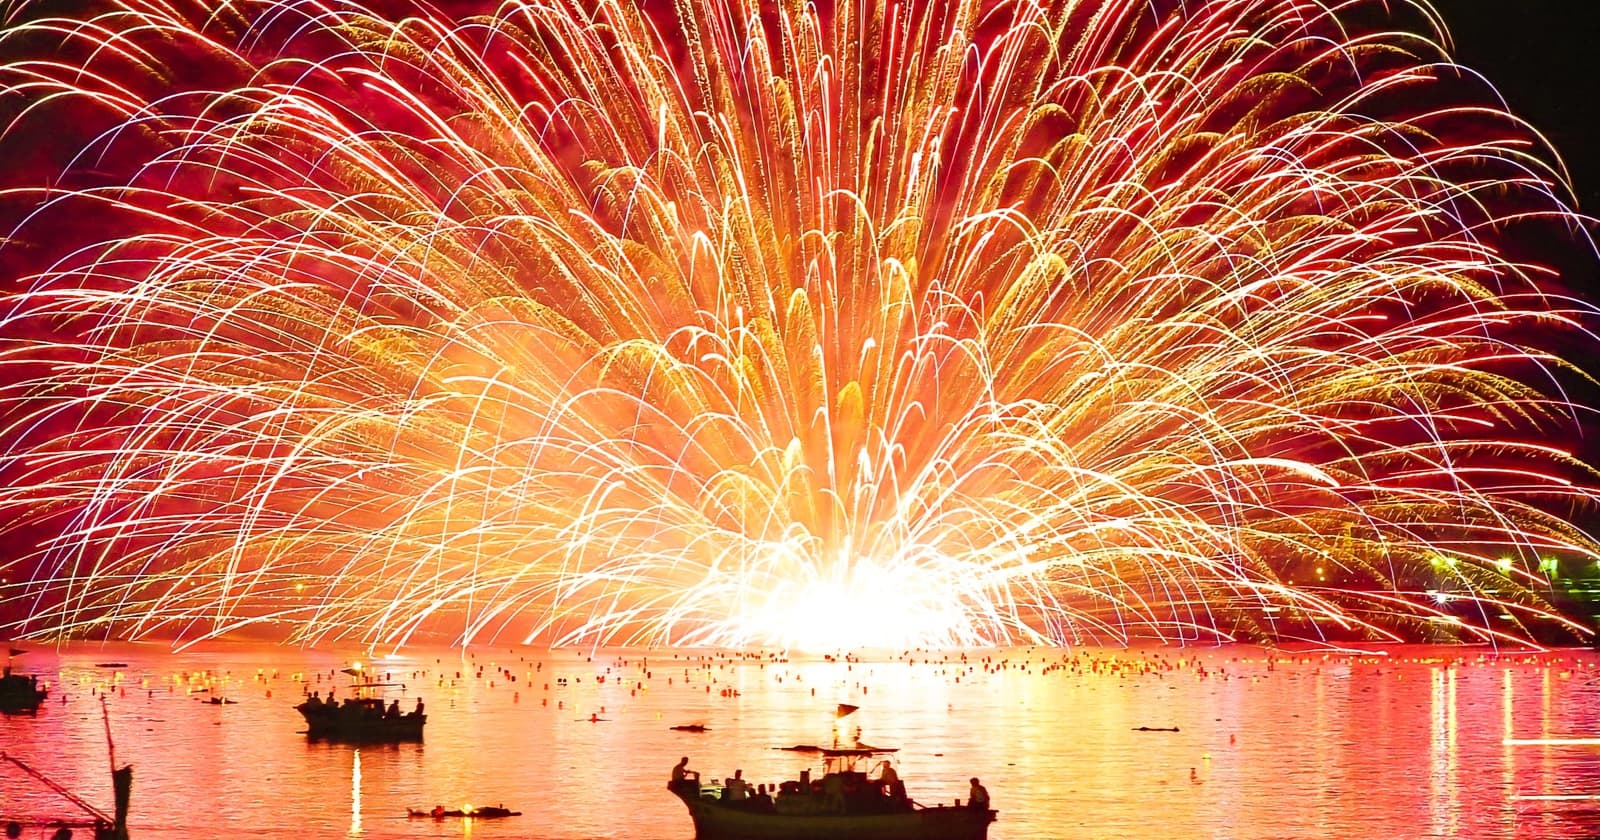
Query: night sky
xmin=1432 ymin=2 xmax=1600 ymax=487
xmin=1433 ymin=2 xmax=1600 ymax=219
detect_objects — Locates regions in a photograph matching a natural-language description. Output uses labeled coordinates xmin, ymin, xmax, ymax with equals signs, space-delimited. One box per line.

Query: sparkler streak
xmin=0 ymin=0 xmax=1596 ymax=650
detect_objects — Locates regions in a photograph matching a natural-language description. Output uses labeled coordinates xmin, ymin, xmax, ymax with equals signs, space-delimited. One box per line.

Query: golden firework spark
xmin=0 ymin=0 xmax=1595 ymax=650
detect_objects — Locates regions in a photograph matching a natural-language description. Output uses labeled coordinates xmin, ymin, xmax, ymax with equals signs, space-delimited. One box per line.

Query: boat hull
xmin=0 ymin=695 xmax=46 ymax=715
xmin=296 ymin=703 xmax=425 ymax=741
xmin=0 ymin=675 xmax=47 ymax=715
xmin=407 ymin=808 xmax=520 ymax=819
xmin=671 ymin=787 xmax=994 ymax=840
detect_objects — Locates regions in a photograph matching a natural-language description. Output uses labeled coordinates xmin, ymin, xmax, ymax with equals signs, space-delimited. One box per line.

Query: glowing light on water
xmin=350 ymin=749 xmax=362 ymax=837
xmin=0 ymin=0 xmax=1596 ymax=650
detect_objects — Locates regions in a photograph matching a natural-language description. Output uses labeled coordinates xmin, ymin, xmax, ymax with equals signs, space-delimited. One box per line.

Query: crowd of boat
xmin=3 ymin=648 xmax=1002 ymax=839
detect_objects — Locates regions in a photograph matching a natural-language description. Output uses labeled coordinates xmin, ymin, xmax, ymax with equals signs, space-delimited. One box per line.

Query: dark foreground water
xmin=2 ymin=643 xmax=1598 ymax=839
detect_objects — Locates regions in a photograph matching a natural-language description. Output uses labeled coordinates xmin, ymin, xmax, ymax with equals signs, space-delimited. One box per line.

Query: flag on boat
xmin=835 ymin=703 xmax=859 ymax=719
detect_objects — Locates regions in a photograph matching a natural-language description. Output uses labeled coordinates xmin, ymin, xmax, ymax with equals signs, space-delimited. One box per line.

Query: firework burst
xmin=0 ymin=0 xmax=1595 ymax=650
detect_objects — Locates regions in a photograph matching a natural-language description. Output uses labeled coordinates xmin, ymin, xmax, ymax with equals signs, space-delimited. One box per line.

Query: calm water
xmin=2 ymin=643 xmax=1599 ymax=839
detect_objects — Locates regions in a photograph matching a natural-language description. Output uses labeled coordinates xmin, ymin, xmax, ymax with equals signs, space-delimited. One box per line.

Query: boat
xmin=0 ymin=699 xmax=132 ymax=839
xmin=406 ymin=805 xmax=521 ymax=819
xmin=296 ymin=664 xmax=426 ymax=741
xmin=0 ymin=666 xmax=48 ymax=715
xmin=668 ymin=748 xmax=996 ymax=840
xmin=295 ymin=663 xmax=426 ymax=741
xmin=1 ymin=646 xmax=48 ymax=715
xmin=296 ymin=692 xmax=425 ymax=741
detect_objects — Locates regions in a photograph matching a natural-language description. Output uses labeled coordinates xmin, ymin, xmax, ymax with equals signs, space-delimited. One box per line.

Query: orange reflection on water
xmin=0 ymin=645 xmax=1597 ymax=839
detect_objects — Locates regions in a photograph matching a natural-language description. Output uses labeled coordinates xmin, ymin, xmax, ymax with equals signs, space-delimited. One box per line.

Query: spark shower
xmin=0 ymin=0 xmax=1595 ymax=651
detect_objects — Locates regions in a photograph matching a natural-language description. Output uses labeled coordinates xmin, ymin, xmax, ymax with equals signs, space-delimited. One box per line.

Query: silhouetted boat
xmin=296 ymin=694 xmax=425 ymax=741
xmin=0 ymin=700 xmax=131 ymax=839
xmin=296 ymin=666 xmax=426 ymax=741
xmin=668 ymin=748 xmax=996 ymax=840
xmin=407 ymin=805 xmax=520 ymax=818
xmin=0 ymin=664 xmax=47 ymax=715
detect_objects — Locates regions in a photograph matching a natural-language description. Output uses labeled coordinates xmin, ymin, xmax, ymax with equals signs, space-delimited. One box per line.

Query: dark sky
xmin=1432 ymin=2 xmax=1600 ymax=214
xmin=1429 ymin=3 xmax=1600 ymax=507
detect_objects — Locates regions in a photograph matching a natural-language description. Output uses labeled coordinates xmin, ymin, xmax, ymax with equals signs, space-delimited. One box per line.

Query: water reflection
xmin=351 ymin=749 xmax=362 ymax=837
xmin=1429 ymin=666 xmax=1458 ymax=836
xmin=0 ymin=645 xmax=1596 ymax=839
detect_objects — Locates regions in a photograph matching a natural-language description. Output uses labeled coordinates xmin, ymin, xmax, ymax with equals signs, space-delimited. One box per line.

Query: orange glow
xmin=0 ymin=0 xmax=1594 ymax=650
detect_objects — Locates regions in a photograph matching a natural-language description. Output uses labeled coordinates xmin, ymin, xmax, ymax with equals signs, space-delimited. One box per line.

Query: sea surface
xmin=1 ymin=642 xmax=1598 ymax=839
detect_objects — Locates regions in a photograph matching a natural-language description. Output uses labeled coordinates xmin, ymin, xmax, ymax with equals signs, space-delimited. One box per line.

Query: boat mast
xmin=0 ymin=752 xmax=116 ymax=826
xmin=102 ymin=696 xmax=116 ymax=776
xmin=101 ymin=695 xmax=133 ymax=840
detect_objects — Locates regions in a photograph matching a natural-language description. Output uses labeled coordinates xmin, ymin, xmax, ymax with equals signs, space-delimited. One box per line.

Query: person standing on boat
xmin=873 ymin=760 xmax=898 ymax=787
xmin=874 ymin=760 xmax=904 ymax=801
xmin=822 ymin=772 xmax=845 ymax=812
xmin=725 ymin=769 xmax=749 ymax=802
xmin=967 ymin=777 xmax=990 ymax=811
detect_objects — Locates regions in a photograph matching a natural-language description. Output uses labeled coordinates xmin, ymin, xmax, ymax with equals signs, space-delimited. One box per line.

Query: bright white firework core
xmin=741 ymin=557 xmax=975 ymax=651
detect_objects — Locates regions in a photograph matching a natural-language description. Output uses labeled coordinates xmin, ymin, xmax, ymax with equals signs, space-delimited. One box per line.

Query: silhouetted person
xmin=670 ymin=756 xmax=699 ymax=793
xmin=5 ymin=821 xmax=21 ymax=839
xmin=412 ymin=697 xmax=425 ymax=717
xmin=724 ymin=769 xmax=749 ymax=801
xmin=873 ymin=760 xmax=899 ymax=794
xmin=823 ymin=773 xmax=845 ymax=811
xmin=968 ymin=777 xmax=989 ymax=811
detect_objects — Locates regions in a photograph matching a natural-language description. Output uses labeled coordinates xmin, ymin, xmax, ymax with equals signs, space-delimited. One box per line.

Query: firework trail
xmin=0 ymin=0 xmax=1594 ymax=650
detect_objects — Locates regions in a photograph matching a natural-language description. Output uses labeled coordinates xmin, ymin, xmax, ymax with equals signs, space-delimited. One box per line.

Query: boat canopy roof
xmin=820 ymin=747 xmax=897 ymax=757
xmin=820 ymin=746 xmax=899 ymax=775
